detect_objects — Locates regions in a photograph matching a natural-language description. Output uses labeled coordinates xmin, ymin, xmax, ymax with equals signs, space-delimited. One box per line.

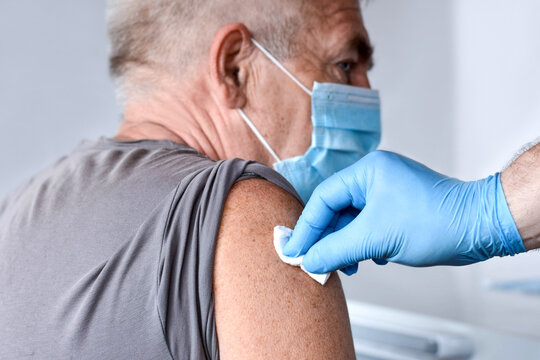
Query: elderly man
xmin=0 ymin=0 xmax=376 ymax=358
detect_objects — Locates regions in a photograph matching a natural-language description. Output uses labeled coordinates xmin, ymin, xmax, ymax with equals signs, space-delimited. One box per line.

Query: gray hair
xmin=106 ymin=0 xmax=309 ymax=105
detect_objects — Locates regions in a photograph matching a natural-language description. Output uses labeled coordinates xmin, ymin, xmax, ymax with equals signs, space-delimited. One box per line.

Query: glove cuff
xmin=492 ymin=173 xmax=527 ymax=256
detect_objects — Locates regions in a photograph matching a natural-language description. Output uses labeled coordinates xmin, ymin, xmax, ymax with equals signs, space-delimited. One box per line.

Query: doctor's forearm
xmin=502 ymin=142 xmax=540 ymax=250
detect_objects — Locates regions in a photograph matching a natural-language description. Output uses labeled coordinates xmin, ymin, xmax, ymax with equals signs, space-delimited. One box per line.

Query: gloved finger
xmin=285 ymin=171 xmax=362 ymax=257
xmin=320 ymin=207 xmax=359 ymax=239
xmin=339 ymin=263 xmax=359 ymax=276
xmin=372 ymin=258 xmax=388 ymax=266
xmin=319 ymin=212 xmax=341 ymax=239
xmin=302 ymin=212 xmax=385 ymax=273
xmin=334 ymin=207 xmax=360 ymax=233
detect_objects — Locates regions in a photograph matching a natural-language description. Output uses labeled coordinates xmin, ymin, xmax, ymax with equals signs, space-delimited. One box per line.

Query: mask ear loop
xmin=237 ymin=108 xmax=281 ymax=163
xmin=251 ymin=39 xmax=313 ymax=97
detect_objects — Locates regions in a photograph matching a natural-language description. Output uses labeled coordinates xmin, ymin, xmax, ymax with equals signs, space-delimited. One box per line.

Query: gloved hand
xmin=283 ymin=151 xmax=527 ymax=275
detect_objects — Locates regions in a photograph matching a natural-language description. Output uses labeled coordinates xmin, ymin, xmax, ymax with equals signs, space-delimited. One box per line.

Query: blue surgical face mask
xmin=238 ymin=39 xmax=381 ymax=203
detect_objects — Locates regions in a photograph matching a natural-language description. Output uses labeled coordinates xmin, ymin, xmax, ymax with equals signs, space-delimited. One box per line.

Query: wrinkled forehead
xmin=308 ymin=0 xmax=363 ymax=23
xmin=300 ymin=0 xmax=369 ymax=55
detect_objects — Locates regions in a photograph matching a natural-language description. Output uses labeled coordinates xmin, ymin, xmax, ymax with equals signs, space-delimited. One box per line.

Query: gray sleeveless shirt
xmin=0 ymin=138 xmax=301 ymax=360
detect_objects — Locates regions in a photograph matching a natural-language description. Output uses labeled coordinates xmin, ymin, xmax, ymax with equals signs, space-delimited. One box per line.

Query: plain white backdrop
xmin=1 ymin=0 xmax=539 ymax=339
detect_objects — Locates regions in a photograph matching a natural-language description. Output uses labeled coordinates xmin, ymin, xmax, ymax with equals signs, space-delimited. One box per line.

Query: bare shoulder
xmin=214 ymin=178 xmax=355 ymax=360
xmin=218 ymin=177 xmax=303 ymax=235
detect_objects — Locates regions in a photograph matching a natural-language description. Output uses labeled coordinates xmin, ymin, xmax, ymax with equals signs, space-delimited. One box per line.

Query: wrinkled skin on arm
xmin=214 ymin=179 xmax=355 ymax=359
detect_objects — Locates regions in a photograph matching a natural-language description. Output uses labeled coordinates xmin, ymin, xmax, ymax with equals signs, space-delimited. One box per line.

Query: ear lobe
xmin=209 ymin=23 xmax=252 ymax=109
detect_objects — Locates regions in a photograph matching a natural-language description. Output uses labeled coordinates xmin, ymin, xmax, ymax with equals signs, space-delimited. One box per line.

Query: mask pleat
xmin=312 ymin=128 xmax=381 ymax=152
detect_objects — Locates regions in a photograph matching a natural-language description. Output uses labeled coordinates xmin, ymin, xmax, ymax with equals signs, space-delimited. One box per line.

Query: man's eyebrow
xmin=333 ymin=32 xmax=375 ymax=69
xmin=354 ymin=35 xmax=375 ymax=68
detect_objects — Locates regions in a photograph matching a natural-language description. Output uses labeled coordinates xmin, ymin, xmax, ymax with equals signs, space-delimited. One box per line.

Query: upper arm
xmin=213 ymin=178 xmax=355 ymax=359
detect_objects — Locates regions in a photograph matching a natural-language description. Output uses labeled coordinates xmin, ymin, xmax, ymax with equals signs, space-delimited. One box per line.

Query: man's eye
xmin=337 ymin=61 xmax=352 ymax=73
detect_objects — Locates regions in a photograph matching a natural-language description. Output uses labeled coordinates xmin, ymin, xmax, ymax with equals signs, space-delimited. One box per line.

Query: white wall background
xmin=0 ymin=1 xmax=118 ymax=197
xmin=1 ymin=0 xmax=539 ymax=339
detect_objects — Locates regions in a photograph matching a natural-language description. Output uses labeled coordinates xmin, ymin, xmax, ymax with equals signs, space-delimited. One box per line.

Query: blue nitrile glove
xmin=283 ymin=151 xmax=527 ymax=274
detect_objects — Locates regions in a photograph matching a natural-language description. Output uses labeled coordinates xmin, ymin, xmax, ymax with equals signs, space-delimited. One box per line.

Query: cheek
xmin=278 ymin=91 xmax=313 ymax=153
xmin=265 ymin=81 xmax=311 ymax=130
xmin=283 ymin=91 xmax=312 ymax=128
xmin=252 ymin=64 xmax=313 ymax=155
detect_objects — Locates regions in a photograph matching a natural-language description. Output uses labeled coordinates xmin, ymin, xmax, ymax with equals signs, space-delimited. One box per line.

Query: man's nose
xmin=354 ymin=71 xmax=371 ymax=89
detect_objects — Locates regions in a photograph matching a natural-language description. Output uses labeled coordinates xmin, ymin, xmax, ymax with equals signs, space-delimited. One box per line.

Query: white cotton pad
xmin=273 ymin=226 xmax=330 ymax=286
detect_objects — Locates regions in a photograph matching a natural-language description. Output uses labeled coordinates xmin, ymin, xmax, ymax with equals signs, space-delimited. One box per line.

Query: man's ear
xmin=209 ymin=23 xmax=252 ymax=109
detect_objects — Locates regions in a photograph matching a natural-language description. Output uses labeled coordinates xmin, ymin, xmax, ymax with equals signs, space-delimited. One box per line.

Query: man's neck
xmin=115 ymin=83 xmax=227 ymax=161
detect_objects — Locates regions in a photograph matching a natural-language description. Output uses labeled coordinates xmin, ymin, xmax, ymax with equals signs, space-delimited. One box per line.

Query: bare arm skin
xmin=502 ymin=142 xmax=540 ymax=250
xmin=213 ymin=179 xmax=355 ymax=360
